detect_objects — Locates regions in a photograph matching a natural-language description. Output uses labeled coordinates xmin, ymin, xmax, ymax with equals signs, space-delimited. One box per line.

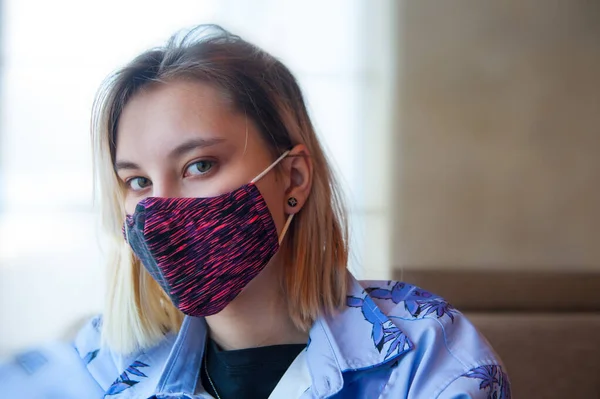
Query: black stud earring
xmin=287 ymin=197 xmax=298 ymax=207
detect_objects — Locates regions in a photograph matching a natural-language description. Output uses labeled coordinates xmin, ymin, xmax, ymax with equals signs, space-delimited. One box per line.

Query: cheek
xmin=124 ymin=199 xmax=137 ymax=216
xmin=122 ymin=190 xmax=145 ymax=216
xmin=256 ymin=175 xmax=287 ymax=235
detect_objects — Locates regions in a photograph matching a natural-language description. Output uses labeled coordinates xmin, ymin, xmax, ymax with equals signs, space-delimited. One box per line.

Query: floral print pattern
xmin=105 ymin=361 xmax=150 ymax=396
xmin=347 ymin=295 xmax=411 ymax=360
xmin=82 ymin=349 xmax=99 ymax=365
xmin=367 ymin=281 xmax=459 ymax=322
xmin=464 ymin=365 xmax=511 ymax=399
xmin=15 ymin=351 xmax=47 ymax=375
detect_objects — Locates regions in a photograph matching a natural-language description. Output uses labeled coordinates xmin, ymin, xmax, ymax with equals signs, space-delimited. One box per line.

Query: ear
xmin=282 ymin=144 xmax=312 ymax=215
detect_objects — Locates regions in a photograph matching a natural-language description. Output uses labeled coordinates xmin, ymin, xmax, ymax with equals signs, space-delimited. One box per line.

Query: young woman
xmin=0 ymin=25 xmax=510 ymax=398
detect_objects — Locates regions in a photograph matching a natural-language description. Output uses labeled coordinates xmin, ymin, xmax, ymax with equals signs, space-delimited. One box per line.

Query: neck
xmin=205 ymin=259 xmax=308 ymax=351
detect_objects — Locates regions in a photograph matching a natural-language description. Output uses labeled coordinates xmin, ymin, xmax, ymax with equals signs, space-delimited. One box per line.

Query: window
xmin=0 ymin=0 xmax=396 ymax=356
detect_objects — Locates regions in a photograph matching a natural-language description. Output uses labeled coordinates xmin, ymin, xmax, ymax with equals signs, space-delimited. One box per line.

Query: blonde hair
xmin=91 ymin=25 xmax=349 ymax=354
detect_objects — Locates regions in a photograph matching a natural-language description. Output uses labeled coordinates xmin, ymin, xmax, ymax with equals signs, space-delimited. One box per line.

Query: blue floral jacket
xmin=0 ymin=277 xmax=510 ymax=398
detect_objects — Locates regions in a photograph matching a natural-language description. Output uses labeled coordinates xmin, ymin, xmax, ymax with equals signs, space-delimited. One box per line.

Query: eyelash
xmin=124 ymin=176 xmax=151 ymax=192
xmin=184 ymin=159 xmax=216 ymax=177
xmin=123 ymin=159 xmax=217 ymax=192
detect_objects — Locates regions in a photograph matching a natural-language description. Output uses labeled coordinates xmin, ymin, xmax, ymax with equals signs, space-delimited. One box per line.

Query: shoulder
xmin=73 ymin=314 xmax=104 ymax=363
xmin=72 ymin=314 xmax=124 ymax=391
xmin=0 ymin=317 xmax=106 ymax=398
xmin=356 ymin=280 xmax=495 ymax=364
xmin=436 ymin=365 xmax=512 ymax=399
xmin=73 ymin=315 xmax=177 ymax=397
xmin=355 ymin=280 xmax=511 ymax=398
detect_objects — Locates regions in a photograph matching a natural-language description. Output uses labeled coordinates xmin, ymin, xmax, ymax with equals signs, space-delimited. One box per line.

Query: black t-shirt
xmin=200 ymin=338 xmax=306 ymax=399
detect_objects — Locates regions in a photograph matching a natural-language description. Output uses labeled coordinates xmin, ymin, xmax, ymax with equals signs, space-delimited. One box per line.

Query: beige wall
xmin=392 ymin=1 xmax=600 ymax=270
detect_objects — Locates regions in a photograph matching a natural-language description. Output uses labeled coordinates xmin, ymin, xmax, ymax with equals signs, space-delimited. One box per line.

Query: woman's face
xmin=114 ymin=79 xmax=294 ymax=234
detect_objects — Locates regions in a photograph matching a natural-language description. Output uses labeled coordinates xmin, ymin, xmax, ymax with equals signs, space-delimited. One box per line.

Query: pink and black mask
xmin=123 ymin=151 xmax=293 ymax=317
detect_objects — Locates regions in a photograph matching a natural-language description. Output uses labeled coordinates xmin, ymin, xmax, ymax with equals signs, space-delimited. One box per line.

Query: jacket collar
xmin=305 ymin=275 xmax=414 ymax=397
xmin=154 ymin=275 xmax=414 ymax=397
xmin=155 ymin=316 xmax=208 ymax=395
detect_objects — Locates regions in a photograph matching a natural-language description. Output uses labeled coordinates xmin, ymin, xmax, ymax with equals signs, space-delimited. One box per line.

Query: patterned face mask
xmin=123 ymin=151 xmax=293 ymax=317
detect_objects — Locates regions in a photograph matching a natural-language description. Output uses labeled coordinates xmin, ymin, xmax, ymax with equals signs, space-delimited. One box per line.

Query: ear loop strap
xmin=278 ymin=214 xmax=294 ymax=245
xmin=249 ymin=150 xmax=294 ymax=245
xmin=251 ymin=150 xmax=291 ymax=183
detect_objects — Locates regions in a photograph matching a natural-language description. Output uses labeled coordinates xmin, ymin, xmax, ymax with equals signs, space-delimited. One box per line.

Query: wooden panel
xmin=394 ymin=269 xmax=600 ymax=311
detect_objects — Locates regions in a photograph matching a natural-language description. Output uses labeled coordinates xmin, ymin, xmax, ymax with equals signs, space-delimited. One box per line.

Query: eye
xmin=185 ymin=160 xmax=214 ymax=177
xmin=127 ymin=176 xmax=152 ymax=191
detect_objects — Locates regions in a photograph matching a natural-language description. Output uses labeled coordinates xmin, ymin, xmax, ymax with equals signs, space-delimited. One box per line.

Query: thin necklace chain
xmin=204 ymin=352 xmax=222 ymax=399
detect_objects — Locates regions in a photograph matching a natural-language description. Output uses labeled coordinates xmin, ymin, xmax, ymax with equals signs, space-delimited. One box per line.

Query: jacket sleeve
xmin=437 ymin=365 xmax=512 ymax=399
xmin=0 ymin=341 xmax=105 ymax=399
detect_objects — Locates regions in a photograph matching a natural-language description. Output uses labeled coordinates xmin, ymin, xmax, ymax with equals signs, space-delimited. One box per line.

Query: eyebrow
xmin=114 ymin=160 xmax=140 ymax=172
xmin=168 ymin=137 xmax=227 ymax=159
xmin=114 ymin=137 xmax=227 ymax=172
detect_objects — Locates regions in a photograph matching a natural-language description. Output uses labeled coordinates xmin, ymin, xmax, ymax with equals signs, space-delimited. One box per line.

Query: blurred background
xmin=0 ymin=1 xmax=599 ymax=397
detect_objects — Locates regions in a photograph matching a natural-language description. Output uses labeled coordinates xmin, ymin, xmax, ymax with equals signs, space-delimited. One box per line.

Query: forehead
xmin=115 ymin=80 xmax=242 ymax=159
